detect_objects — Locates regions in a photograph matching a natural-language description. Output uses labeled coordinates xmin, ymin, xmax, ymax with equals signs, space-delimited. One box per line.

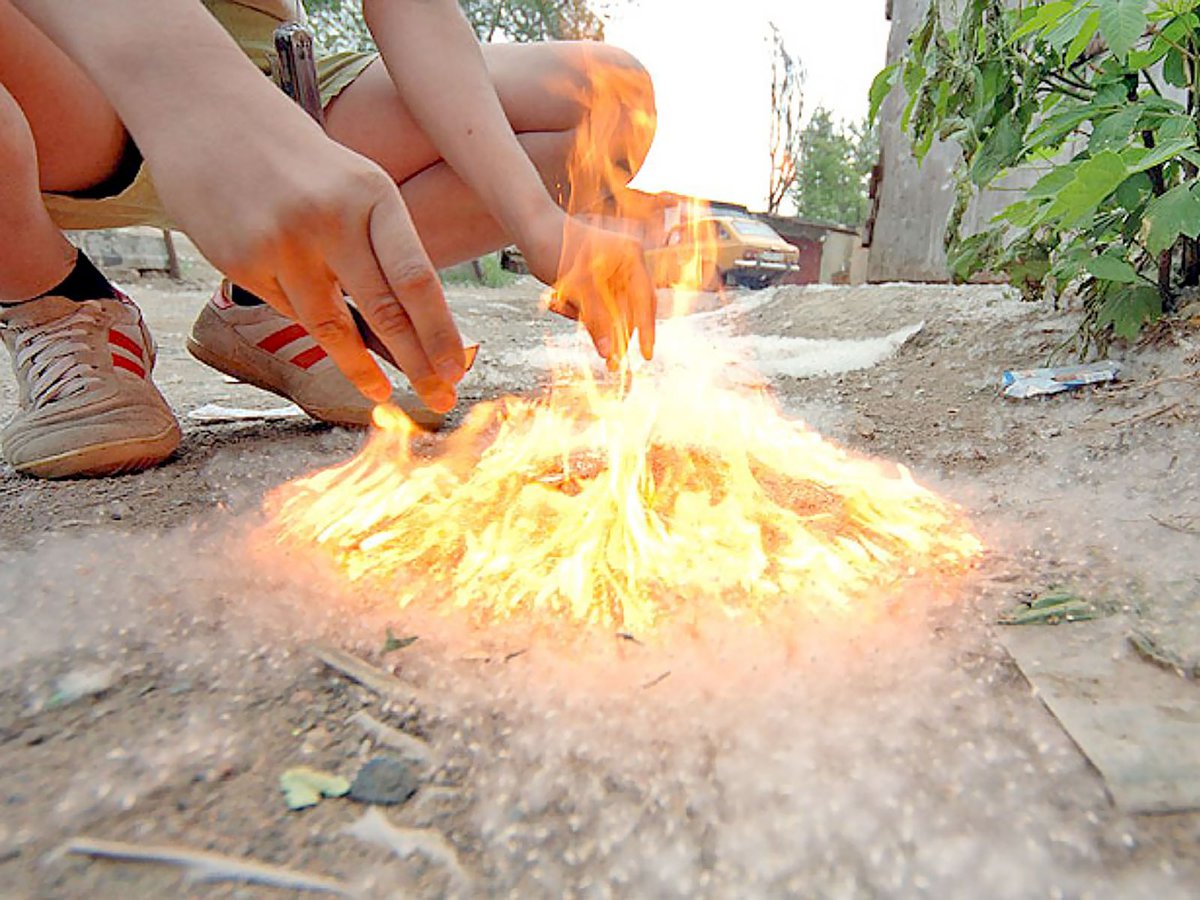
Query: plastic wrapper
xmin=1002 ymin=360 xmax=1120 ymax=399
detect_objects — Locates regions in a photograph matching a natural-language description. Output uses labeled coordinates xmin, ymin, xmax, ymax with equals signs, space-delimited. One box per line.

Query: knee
xmin=0 ymin=83 xmax=32 ymax=165
xmin=571 ymin=43 xmax=657 ymax=178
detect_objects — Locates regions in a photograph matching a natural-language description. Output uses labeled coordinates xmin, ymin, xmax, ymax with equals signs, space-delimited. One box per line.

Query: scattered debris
xmin=45 ymin=665 xmax=120 ymax=710
xmin=997 ymin=588 xmax=1101 ymax=626
xmin=186 ymin=402 xmax=305 ymax=423
xmin=642 ymin=671 xmax=671 ymax=689
xmin=280 ymin=766 xmax=351 ymax=811
xmin=1001 ymin=360 xmax=1120 ymax=399
xmin=59 ymin=838 xmax=352 ymax=895
xmin=1148 ymin=514 xmax=1200 ymax=535
xmin=381 ymin=628 xmax=419 ymax=655
xmin=350 ymin=757 xmax=420 ymax=807
xmin=349 ymin=711 xmax=433 ymax=764
xmin=343 ymin=809 xmax=470 ymax=887
xmin=1112 ymin=401 xmax=1183 ymax=429
xmin=309 ymin=642 xmax=426 ymax=707
xmin=1129 ymin=631 xmax=1200 ymax=681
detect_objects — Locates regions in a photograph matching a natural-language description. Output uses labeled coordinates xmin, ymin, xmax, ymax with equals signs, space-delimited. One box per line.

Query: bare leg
xmin=323 ymin=41 xmax=656 ymax=269
xmin=0 ymin=0 xmax=128 ymax=301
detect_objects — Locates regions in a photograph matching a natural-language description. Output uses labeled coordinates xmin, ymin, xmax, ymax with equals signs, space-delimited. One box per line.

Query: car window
xmin=729 ymin=218 xmax=782 ymax=239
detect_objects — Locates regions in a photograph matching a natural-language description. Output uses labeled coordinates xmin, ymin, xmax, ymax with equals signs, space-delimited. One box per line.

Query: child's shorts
xmin=41 ymin=1 xmax=376 ymax=231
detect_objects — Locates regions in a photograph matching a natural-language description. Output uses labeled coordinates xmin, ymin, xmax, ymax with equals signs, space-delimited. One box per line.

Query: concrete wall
xmin=820 ymin=231 xmax=861 ymax=284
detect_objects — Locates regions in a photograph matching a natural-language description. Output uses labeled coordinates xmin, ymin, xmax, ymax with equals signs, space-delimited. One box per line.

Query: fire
xmin=262 ymin=57 xmax=982 ymax=635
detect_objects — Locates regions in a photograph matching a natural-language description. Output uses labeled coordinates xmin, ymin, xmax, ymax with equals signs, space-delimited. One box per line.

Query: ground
xmin=1 ymin=256 xmax=1199 ymax=897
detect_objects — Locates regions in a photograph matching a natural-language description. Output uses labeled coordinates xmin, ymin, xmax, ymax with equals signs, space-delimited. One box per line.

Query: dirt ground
xmin=2 ymin=265 xmax=1199 ymax=897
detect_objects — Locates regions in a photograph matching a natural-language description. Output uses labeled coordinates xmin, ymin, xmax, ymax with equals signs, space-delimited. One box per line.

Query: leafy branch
xmin=875 ymin=0 xmax=1200 ymax=350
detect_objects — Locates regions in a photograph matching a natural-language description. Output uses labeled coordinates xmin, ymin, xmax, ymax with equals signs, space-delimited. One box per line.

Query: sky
xmin=605 ymin=0 xmax=892 ymax=211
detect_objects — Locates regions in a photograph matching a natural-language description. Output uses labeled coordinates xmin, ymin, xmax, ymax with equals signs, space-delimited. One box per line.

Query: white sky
xmin=605 ymin=0 xmax=892 ymax=211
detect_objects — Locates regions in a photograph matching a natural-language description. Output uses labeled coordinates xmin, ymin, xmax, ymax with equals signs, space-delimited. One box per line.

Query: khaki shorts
xmin=42 ymin=2 xmax=377 ymax=231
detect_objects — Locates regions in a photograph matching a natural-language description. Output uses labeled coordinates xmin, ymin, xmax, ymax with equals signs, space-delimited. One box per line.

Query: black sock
xmin=39 ymin=250 xmax=120 ymax=303
xmin=230 ymin=284 xmax=266 ymax=307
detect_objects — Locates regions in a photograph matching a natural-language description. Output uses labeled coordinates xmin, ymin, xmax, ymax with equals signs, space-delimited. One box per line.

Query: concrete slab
xmin=1000 ymin=617 xmax=1200 ymax=814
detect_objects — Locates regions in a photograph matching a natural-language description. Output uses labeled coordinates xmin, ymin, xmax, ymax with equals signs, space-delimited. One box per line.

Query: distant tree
xmin=462 ymin=0 xmax=605 ymax=42
xmin=792 ymin=108 xmax=876 ymax=227
xmin=766 ymin=23 xmax=804 ymax=215
xmin=303 ymin=0 xmax=604 ymax=50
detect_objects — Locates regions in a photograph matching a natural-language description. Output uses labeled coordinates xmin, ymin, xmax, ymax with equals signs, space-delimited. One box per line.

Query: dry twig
xmin=309 ymin=642 xmax=426 ymax=707
xmin=349 ymin=710 xmax=433 ymax=763
xmin=1112 ymin=401 xmax=1183 ymax=428
xmin=60 ymin=838 xmax=353 ymax=895
xmin=1149 ymin=514 xmax=1200 ymax=535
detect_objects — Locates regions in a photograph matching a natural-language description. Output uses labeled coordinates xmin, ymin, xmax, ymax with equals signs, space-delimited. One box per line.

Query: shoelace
xmin=10 ymin=305 xmax=107 ymax=408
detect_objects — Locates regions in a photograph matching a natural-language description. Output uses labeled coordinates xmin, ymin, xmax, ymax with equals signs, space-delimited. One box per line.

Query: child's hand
xmin=527 ymin=215 xmax=657 ymax=364
xmin=18 ymin=0 xmax=468 ymax=412
xmin=147 ymin=102 xmax=467 ymax=412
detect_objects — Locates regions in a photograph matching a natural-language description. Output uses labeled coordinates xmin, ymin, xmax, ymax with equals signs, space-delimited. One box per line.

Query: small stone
xmin=349 ymin=757 xmax=420 ymax=807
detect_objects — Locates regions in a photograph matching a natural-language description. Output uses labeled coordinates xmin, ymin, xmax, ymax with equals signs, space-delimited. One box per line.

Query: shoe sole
xmin=186 ymin=336 xmax=446 ymax=431
xmin=14 ymin=423 xmax=182 ymax=479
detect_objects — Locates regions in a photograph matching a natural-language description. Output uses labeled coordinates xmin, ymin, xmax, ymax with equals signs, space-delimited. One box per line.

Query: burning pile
xmin=263 ymin=58 xmax=981 ymax=634
xmin=266 ymin=356 xmax=981 ymax=634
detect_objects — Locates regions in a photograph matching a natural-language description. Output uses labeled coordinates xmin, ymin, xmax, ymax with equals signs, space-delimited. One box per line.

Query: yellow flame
xmin=262 ymin=56 xmax=982 ymax=634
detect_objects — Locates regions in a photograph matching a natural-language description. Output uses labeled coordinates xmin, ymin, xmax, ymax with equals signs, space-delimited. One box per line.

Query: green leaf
xmin=1123 ymin=137 xmax=1193 ymax=173
xmin=1143 ymin=183 xmax=1200 ymax=254
xmin=971 ymin=116 xmax=1024 ymax=185
xmin=1046 ymin=150 xmax=1130 ymax=225
xmin=999 ymin=199 xmax=1043 ymax=228
xmin=1084 ymin=254 xmax=1140 ymax=283
xmin=1098 ymin=0 xmax=1150 ymax=60
xmin=1045 ymin=3 xmax=1101 ymax=50
xmin=1065 ymin=10 xmax=1102 ymax=64
xmin=280 ymin=767 xmax=350 ymax=811
xmin=381 ymin=628 xmax=419 ymax=655
xmin=1011 ymin=1 xmax=1075 ymax=42
xmin=1089 ymin=104 xmax=1142 ymax=153
xmin=1162 ymin=47 xmax=1188 ymax=87
xmin=1114 ymin=171 xmax=1153 ymax=209
xmin=869 ymin=64 xmax=899 ymax=122
xmin=1027 ymin=165 xmax=1078 ymax=201
xmin=1096 ymin=284 xmax=1162 ymax=340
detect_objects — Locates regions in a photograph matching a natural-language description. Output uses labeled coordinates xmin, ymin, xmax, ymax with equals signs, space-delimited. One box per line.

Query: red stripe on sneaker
xmin=290 ymin=346 xmax=328 ymax=370
xmin=112 ymin=354 xmax=146 ymax=379
xmin=108 ymin=328 xmax=144 ymax=360
xmin=257 ymin=323 xmax=308 ymax=354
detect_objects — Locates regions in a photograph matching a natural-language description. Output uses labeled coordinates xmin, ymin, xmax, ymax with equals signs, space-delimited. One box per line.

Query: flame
xmin=263 ymin=56 xmax=982 ymax=635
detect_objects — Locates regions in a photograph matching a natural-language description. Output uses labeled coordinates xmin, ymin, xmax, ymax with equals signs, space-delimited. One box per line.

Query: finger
xmin=629 ymin=254 xmax=657 ymax=361
xmin=277 ymin=266 xmax=392 ymax=404
xmin=368 ymin=197 xmax=466 ymax=387
xmin=255 ymin=278 xmax=299 ymax=322
xmin=547 ymin=290 xmax=581 ymax=321
xmin=576 ymin=286 xmax=619 ymax=362
xmin=324 ymin=210 xmax=457 ymax=414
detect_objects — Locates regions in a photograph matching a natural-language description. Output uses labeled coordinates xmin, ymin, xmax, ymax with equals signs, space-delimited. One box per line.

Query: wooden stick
xmin=1149 ymin=514 xmax=1200 ymax=535
xmin=349 ymin=710 xmax=433 ymax=764
xmin=1112 ymin=401 xmax=1182 ymax=428
xmin=61 ymin=838 xmax=353 ymax=896
xmin=309 ymin=642 xmax=426 ymax=707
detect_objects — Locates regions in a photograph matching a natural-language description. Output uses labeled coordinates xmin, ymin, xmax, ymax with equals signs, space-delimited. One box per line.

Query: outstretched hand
xmin=147 ymin=97 xmax=467 ymax=413
xmin=526 ymin=214 xmax=657 ymax=365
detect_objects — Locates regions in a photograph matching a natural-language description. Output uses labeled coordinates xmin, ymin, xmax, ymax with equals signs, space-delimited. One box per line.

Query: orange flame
xmin=262 ymin=56 xmax=982 ymax=635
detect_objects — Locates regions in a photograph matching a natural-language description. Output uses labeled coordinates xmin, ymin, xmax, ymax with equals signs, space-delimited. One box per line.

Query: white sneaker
xmin=186 ymin=283 xmax=448 ymax=429
xmin=0 ymin=293 xmax=181 ymax=478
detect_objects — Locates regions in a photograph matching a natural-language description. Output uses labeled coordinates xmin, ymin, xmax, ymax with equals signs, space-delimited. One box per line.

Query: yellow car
xmin=646 ymin=216 xmax=801 ymax=290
